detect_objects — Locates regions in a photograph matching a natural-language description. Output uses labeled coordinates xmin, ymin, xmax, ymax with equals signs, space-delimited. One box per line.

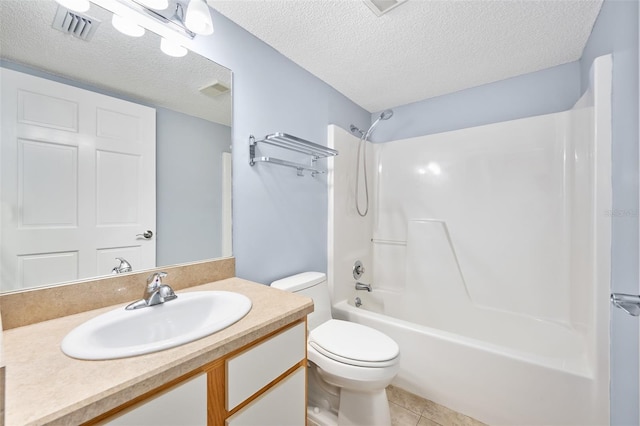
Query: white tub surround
xmin=328 ymin=55 xmax=612 ymax=426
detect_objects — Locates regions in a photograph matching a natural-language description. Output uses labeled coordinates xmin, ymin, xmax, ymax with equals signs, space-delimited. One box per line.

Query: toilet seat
xmin=307 ymin=344 xmax=399 ymax=391
xmin=309 ymin=319 xmax=399 ymax=368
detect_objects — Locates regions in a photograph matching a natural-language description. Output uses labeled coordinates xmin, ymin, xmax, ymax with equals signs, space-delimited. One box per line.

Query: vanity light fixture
xmin=185 ymin=0 xmax=213 ymax=35
xmin=137 ymin=0 xmax=169 ymax=10
xmin=160 ymin=37 xmax=188 ymax=57
xmin=55 ymin=0 xmax=91 ymax=13
xmin=112 ymin=13 xmax=145 ymax=37
xmin=90 ymin=0 xmax=214 ymax=57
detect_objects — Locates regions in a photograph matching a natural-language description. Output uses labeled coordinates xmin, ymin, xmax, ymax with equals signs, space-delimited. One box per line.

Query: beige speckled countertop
xmin=3 ymin=278 xmax=313 ymax=426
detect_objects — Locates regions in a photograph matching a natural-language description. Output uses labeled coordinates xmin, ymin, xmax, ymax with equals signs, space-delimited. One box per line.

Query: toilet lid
xmin=309 ymin=320 xmax=399 ymax=366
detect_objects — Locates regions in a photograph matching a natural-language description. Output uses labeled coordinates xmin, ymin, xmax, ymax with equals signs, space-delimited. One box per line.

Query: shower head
xmin=364 ymin=108 xmax=394 ymax=140
xmin=349 ymin=109 xmax=394 ymax=141
xmin=379 ymin=109 xmax=394 ymax=120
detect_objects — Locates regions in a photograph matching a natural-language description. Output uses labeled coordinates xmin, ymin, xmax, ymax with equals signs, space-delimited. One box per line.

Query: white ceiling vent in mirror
xmin=200 ymin=80 xmax=230 ymax=98
xmin=362 ymin=0 xmax=408 ymax=17
xmin=52 ymin=6 xmax=101 ymax=41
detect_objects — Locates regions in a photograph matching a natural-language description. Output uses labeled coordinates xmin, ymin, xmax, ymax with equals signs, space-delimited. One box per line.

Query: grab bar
xmin=611 ymin=293 xmax=640 ymax=316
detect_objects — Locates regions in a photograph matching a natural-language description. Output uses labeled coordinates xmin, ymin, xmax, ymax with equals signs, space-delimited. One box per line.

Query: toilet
xmin=271 ymin=272 xmax=399 ymax=426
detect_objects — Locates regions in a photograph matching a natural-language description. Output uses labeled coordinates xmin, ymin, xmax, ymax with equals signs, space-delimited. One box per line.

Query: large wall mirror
xmin=0 ymin=0 xmax=232 ymax=293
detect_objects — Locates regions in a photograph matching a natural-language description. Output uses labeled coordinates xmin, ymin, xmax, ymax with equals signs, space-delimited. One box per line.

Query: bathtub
xmin=327 ymin=55 xmax=611 ymax=426
xmin=332 ymin=288 xmax=605 ymax=426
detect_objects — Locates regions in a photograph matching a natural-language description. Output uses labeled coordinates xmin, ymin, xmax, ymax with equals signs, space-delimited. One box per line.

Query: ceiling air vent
xmin=199 ymin=81 xmax=231 ymax=98
xmin=363 ymin=0 xmax=408 ymax=17
xmin=52 ymin=5 xmax=101 ymax=41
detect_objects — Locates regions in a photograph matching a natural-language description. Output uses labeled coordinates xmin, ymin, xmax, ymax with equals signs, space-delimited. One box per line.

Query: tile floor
xmin=309 ymin=385 xmax=486 ymax=426
xmin=387 ymin=385 xmax=486 ymax=426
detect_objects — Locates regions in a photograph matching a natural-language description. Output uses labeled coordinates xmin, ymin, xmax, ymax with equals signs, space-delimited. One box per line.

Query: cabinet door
xmin=226 ymin=322 xmax=306 ymax=410
xmin=105 ymin=374 xmax=206 ymax=426
xmin=226 ymin=366 xmax=305 ymax=426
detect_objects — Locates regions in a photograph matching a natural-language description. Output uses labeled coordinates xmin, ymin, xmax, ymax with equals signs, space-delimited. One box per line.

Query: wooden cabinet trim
xmin=82 ymin=368 xmax=205 ymax=426
xmin=89 ymin=318 xmax=307 ymax=426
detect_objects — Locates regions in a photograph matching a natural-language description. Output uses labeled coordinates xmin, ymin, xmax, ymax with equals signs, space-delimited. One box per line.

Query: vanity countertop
xmin=2 ymin=278 xmax=313 ymax=426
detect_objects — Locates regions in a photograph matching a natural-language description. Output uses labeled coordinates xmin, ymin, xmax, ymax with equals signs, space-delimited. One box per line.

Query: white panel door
xmin=0 ymin=68 xmax=155 ymax=291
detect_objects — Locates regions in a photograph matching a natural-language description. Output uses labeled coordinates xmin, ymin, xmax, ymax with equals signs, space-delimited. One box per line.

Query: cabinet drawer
xmin=226 ymin=322 xmax=305 ymax=410
xmin=225 ymin=366 xmax=305 ymax=426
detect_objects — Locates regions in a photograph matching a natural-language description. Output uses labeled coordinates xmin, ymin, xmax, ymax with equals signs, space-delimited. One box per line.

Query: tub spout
xmin=355 ymin=282 xmax=372 ymax=292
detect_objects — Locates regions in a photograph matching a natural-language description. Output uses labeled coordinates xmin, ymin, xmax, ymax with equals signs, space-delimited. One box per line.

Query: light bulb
xmin=185 ymin=0 xmax=214 ymax=35
xmin=137 ymin=0 xmax=169 ymax=10
xmin=55 ymin=0 xmax=90 ymax=12
xmin=160 ymin=38 xmax=188 ymax=57
xmin=112 ymin=14 xmax=145 ymax=37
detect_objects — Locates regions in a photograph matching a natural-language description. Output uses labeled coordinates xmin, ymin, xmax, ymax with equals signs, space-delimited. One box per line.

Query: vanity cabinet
xmin=104 ymin=375 xmax=207 ymax=425
xmin=94 ymin=320 xmax=307 ymax=426
xmin=226 ymin=367 xmax=305 ymax=426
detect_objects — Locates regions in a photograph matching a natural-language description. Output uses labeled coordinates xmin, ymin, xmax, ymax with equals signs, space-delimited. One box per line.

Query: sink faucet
xmin=355 ymin=282 xmax=372 ymax=292
xmin=125 ymin=272 xmax=178 ymax=310
xmin=112 ymin=257 xmax=132 ymax=274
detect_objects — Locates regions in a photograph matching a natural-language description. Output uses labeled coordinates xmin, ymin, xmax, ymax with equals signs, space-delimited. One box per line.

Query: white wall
xmin=327 ymin=125 xmax=374 ymax=304
xmin=373 ymin=112 xmax=572 ymax=323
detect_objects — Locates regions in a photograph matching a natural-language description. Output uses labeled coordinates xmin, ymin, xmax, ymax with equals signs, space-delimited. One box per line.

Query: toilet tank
xmin=271 ymin=272 xmax=332 ymax=331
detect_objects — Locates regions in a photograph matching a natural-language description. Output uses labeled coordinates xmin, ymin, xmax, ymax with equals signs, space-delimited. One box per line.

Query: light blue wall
xmin=188 ymin=11 xmax=370 ymax=284
xmin=580 ymin=1 xmax=639 ymax=424
xmin=369 ymin=61 xmax=582 ymax=142
xmin=156 ymin=108 xmax=231 ymax=266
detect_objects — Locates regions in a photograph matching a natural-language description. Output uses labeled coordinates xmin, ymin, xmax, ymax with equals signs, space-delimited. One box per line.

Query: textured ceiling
xmin=208 ymin=0 xmax=603 ymax=113
xmin=0 ymin=0 xmax=231 ymax=125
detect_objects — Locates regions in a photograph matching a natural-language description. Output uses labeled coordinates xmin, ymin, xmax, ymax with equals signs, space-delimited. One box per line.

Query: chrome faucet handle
xmin=112 ymin=257 xmax=132 ymax=274
xmin=125 ymin=271 xmax=175 ymax=310
xmin=353 ymin=260 xmax=365 ymax=280
xmin=146 ymin=271 xmax=168 ymax=288
xmin=159 ymin=284 xmax=177 ymax=302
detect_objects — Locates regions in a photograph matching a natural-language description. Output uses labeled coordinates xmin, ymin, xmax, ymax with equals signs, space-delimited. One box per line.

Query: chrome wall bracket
xmin=248 ymin=133 xmax=337 ymax=177
xmin=611 ymin=293 xmax=640 ymax=316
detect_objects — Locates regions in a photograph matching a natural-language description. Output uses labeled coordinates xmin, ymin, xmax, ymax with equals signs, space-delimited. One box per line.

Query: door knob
xmin=136 ymin=230 xmax=153 ymax=239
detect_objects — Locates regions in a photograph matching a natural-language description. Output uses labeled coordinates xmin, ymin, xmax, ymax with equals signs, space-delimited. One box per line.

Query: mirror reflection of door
xmin=1 ymin=68 xmax=156 ymax=291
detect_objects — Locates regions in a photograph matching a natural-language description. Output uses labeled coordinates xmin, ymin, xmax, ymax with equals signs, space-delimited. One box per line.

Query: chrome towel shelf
xmin=249 ymin=133 xmax=338 ymax=176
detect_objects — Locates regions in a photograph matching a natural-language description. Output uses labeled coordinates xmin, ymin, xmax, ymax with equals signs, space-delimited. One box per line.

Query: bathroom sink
xmin=61 ymin=291 xmax=252 ymax=360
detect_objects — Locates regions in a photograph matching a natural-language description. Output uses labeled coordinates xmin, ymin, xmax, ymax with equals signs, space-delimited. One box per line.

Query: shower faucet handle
xmin=353 ymin=260 xmax=365 ymax=280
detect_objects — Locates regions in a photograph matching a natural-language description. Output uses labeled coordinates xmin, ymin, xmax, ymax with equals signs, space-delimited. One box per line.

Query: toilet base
xmin=307 ymin=388 xmax=391 ymax=426
xmin=307 ymin=359 xmax=394 ymax=426
xmin=307 ymin=364 xmax=391 ymax=426
xmin=307 ymin=405 xmax=338 ymax=425
xmin=336 ymin=388 xmax=391 ymax=426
